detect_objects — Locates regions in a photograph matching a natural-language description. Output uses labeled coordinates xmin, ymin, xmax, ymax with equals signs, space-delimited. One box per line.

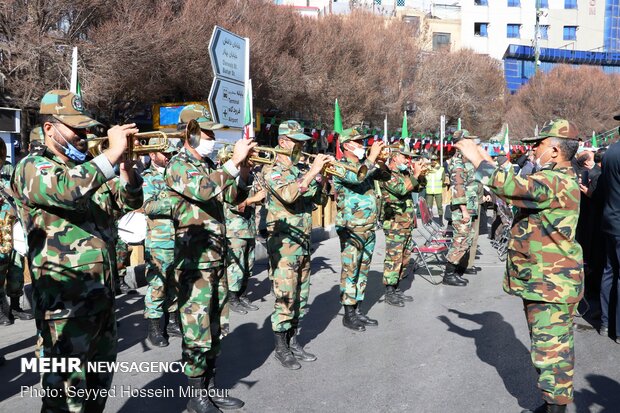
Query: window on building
xmin=508 ymin=0 xmax=520 ymax=7
xmin=475 ymin=0 xmax=488 ymax=5
xmin=563 ymin=26 xmax=577 ymax=40
xmin=538 ymin=0 xmax=549 ymax=8
xmin=564 ymin=0 xmax=577 ymax=8
xmin=540 ymin=25 xmax=549 ymax=40
xmin=475 ymin=23 xmax=489 ymax=37
xmin=402 ymin=15 xmax=420 ymax=34
xmin=507 ymin=24 xmax=521 ymax=38
xmin=432 ymin=32 xmax=451 ymax=51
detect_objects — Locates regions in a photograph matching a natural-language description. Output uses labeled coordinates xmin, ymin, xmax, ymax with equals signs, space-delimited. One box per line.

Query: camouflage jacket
xmin=262 ymin=157 xmax=325 ymax=255
xmin=164 ymin=147 xmax=239 ymax=269
xmin=475 ymin=160 xmax=584 ymax=304
xmin=11 ymin=142 xmax=143 ymax=319
xmin=332 ymin=157 xmax=380 ymax=231
xmin=450 ymin=152 xmax=483 ymax=215
xmin=224 ymin=174 xmax=256 ymax=239
xmin=142 ymin=166 xmax=174 ymax=250
xmin=377 ymin=167 xmax=419 ymax=230
xmin=0 ymin=163 xmax=14 ymax=190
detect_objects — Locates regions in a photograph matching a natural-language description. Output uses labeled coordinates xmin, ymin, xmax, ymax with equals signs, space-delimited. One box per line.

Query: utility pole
xmin=534 ymin=0 xmax=541 ymax=73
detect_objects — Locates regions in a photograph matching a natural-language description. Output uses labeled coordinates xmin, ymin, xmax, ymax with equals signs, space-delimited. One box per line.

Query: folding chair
xmin=417 ymin=198 xmax=452 ymax=246
xmin=410 ymin=238 xmax=447 ymax=285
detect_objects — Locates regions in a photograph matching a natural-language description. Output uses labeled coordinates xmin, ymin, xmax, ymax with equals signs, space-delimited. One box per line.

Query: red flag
xmin=335 ymin=137 xmax=343 ymax=160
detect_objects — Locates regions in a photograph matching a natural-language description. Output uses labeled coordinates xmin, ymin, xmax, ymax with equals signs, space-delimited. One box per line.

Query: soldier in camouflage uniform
xmin=263 ymin=120 xmax=331 ymax=370
xmin=12 ymin=90 xmax=143 ymax=413
xmin=142 ymin=139 xmax=179 ymax=347
xmin=378 ymin=149 xmax=422 ymax=307
xmin=444 ymin=129 xmax=482 ymax=286
xmin=456 ymin=119 xmax=584 ymax=413
xmin=164 ymin=104 xmax=254 ymax=413
xmin=0 ymin=140 xmax=33 ymax=325
xmin=332 ymin=127 xmax=384 ymax=331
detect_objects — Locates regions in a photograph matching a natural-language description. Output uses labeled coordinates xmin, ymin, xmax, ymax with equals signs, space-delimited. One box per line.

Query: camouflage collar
xmin=542 ymin=160 xmax=574 ymax=174
xmin=29 ymin=141 xmax=72 ymax=165
xmin=179 ymin=147 xmax=202 ymax=166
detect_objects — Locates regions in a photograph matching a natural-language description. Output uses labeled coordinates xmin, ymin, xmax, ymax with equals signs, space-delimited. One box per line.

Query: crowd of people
xmin=0 ymin=89 xmax=618 ymax=413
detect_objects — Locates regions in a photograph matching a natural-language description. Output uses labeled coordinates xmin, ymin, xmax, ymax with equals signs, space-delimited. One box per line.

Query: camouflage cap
xmin=39 ymin=90 xmax=101 ymax=129
xmin=522 ymin=119 xmax=579 ymax=142
xmin=278 ymin=120 xmax=310 ymax=141
xmin=29 ymin=125 xmax=44 ymax=142
xmin=338 ymin=127 xmax=365 ymax=143
xmin=453 ymin=129 xmax=478 ymax=140
xmin=178 ymin=104 xmax=223 ymax=130
xmin=147 ymin=138 xmax=176 ymax=153
xmin=398 ymin=149 xmax=420 ymax=158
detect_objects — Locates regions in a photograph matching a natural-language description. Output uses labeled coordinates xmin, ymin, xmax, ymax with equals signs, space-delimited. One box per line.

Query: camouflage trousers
xmin=446 ymin=209 xmax=475 ymax=267
xmin=337 ymin=226 xmax=376 ymax=305
xmin=268 ymin=235 xmax=311 ymax=332
xmin=144 ymin=248 xmax=176 ymax=319
xmin=36 ymin=310 xmax=117 ymax=413
xmin=226 ymin=238 xmax=255 ymax=293
xmin=177 ymin=267 xmax=227 ymax=378
xmin=383 ymin=226 xmax=414 ymax=286
xmin=524 ymin=300 xmax=577 ymax=405
xmin=114 ymin=238 xmax=131 ymax=279
xmin=0 ymin=251 xmax=25 ymax=298
xmin=467 ymin=207 xmax=481 ymax=268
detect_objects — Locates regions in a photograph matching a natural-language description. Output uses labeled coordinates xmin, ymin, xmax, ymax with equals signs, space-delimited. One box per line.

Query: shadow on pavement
xmin=117 ymin=372 xmax=187 ymax=413
xmin=297 ymin=284 xmax=341 ymax=347
xmin=0 ymin=334 xmax=39 ymax=403
xmin=574 ymin=374 xmax=620 ymax=413
xmin=438 ymin=309 xmax=539 ymax=409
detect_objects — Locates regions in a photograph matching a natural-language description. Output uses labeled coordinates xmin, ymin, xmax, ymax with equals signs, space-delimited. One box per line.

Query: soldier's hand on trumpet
xmin=367 ymin=141 xmax=385 ymax=164
xmin=231 ymin=139 xmax=258 ymax=168
xmin=104 ymin=123 xmax=139 ymax=165
xmin=308 ymin=154 xmax=334 ymax=177
xmin=410 ymin=158 xmax=423 ymax=179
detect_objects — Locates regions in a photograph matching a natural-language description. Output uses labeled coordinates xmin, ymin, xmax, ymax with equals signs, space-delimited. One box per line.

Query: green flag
xmin=592 ymin=131 xmax=597 ymax=147
xmin=401 ymin=111 xmax=408 ymax=139
xmin=334 ymin=99 xmax=343 ymax=134
xmin=457 ymin=118 xmax=462 ymax=131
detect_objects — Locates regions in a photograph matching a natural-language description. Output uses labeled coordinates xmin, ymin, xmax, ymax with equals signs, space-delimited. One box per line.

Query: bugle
xmin=302 ymin=153 xmax=368 ymax=180
xmin=215 ymin=142 xmax=301 ymax=165
xmin=366 ymin=144 xmax=403 ymax=161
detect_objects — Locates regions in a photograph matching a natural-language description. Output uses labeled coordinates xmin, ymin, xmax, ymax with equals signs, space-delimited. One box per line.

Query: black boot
xmin=342 ymin=305 xmax=365 ymax=331
xmin=454 ymin=265 xmax=470 ymax=284
xmin=206 ymin=360 xmax=244 ymax=410
xmin=442 ymin=263 xmax=467 ymax=287
xmin=273 ymin=331 xmax=301 ymax=370
xmin=10 ymin=297 xmax=33 ymax=320
xmin=0 ymin=295 xmax=12 ymax=326
xmin=385 ymin=286 xmax=405 ymax=307
xmin=394 ymin=283 xmax=414 ymax=302
xmin=355 ymin=302 xmax=378 ymax=326
xmin=227 ymin=291 xmax=247 ymax=314
xmin=186 ymin=376 xmax=221 ymax=413
xmin=239 ymin=294 xmax=258 ymax=311
xmin=146 ymin=318 xmax=169 ymax=347
xmin=288 ymin=329 xmax=317 ymax=362
xmin=521 ymin=402 xmax=566 ymax=413
xmin=165 ymin=311 xmax=182 ymax=337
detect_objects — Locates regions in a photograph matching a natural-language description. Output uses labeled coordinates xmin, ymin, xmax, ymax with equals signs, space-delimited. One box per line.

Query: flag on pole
xmin=383 ymin=115 xmax=388 ymax=144
xmin=401 ymin=111 xmax=408 ymax=139
xmin=534 ymin=124 xmax=539 ymax=137
xmin=503 ymin=124 xmax=510 ymax=156
xmin=591 ymin=131 xmax=597 ymax=148
xmin=243 ymin=80 xmax=254 ymax=139
xmin=334 ymin=99 xmax=344 ymax=160
xmin=457 ymin=118 xmax=461 ymax=131
xmin=70 ymin=47 xmax=81 ymax=97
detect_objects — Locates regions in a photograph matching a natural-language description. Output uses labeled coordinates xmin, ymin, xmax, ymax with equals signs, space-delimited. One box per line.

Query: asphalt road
xmin=1 ymin=229 xmax=618 ymax=413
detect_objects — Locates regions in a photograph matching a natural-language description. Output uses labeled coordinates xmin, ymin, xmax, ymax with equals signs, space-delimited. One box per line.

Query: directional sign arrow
xmin=208 ymin=26 xmax=247 ymax=84
xmin=208 ymin=78 xmax=245 ymax=129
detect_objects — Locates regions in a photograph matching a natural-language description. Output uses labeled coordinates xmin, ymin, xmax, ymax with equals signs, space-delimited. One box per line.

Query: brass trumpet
xmin=302 ymin=153 xmax=368 ymax=180
xmin=215 ymin=142 xmax=301 ymax=165
xmin=88 ymin=119 xmax=201 ymax=158
xmin=366 ymin=143 xmax=403 ymax=161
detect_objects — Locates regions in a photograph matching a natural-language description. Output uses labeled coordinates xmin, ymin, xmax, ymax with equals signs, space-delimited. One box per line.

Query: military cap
xmin=398 ymin=149 xmax=420 ymax=158
xmin=614 ymin=114 xmax=620 ymax=121
xmin=29 ymin=125 xmax=44 ymax=142
xmin=278 ymin=120 xmax=311 ymax=141
xmin=338 ymin=127 xmax=365 ymax=143
xmin=453 ymin=129 xmax=478 ymax=140
xmin=522 ymin=119 xmax=578 ymax=142
xmin=147 ymin=138 xmax=176 ymax=153
xmin=39 ymin=90 xmax=101 ymax=129
xmin=179 ymin=104 xmax=223 ymax=130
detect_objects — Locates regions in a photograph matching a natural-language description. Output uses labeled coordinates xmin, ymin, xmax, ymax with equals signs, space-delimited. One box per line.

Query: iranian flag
xmin=243 ymin=80 xmax=254 ymax=139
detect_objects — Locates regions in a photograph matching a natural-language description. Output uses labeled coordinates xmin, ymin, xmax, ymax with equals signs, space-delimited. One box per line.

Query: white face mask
xmin=535 ymin=147 xmax=553 ymax=169
xmin=352 ymin=147 xmax=366 ymax=160
xmin=195 ymin=139 xmax=216 ymax=157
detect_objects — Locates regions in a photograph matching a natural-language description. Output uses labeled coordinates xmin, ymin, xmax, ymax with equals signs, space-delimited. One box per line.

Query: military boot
xmin=273 ymin=332 xmax=301 ymax=370
xmin=206 ymin=360 xmax=244 ymax=410
xmin=165 ymin=311 xmax=182 ymax=337
xmin=454 ymin=265 xmax=470 ymax=285
xmin=186 ymin=376 xmax=221 ymax=413
xmin=288 ymin=329 xmax=317 ymax=362
xmin=442 ymin=263 xmax=467 ymax=287
xmin=147 ymin=318 xmax=168 ymax=347
xmin=385 ymin=285 xmax=405 ymax=307
xmin=394 ymin=282 xmax=414 ymax=302
xmin=355 ymin=302 xmax=378 ymax=326
xmin=227 ymin=291 xmax=247 ymax=314
xmin=239 ymin=294 xmax=258 ymax=311
xmin=10 ymin=297 xmax=33 ymax=320
xmin=342 ymin=305 xmax=365 ymax=331
xmin=521 ymin=402 xmax=566 ymax=413
xmin=0 ymin=295 xmax=12 ymax=326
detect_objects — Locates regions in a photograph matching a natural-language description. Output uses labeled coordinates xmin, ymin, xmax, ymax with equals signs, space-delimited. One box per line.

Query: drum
xmin=117 ymin=212 xmax=147 ymax=244
xmin=12 ymin=221 xmax=27 ymax=257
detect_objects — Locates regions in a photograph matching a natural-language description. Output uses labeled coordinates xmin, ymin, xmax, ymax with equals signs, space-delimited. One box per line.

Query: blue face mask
xmin=397 ymin=163 xmax=408 ymax=172
xmin=52 ymin=124 xmax=87 ymax=163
